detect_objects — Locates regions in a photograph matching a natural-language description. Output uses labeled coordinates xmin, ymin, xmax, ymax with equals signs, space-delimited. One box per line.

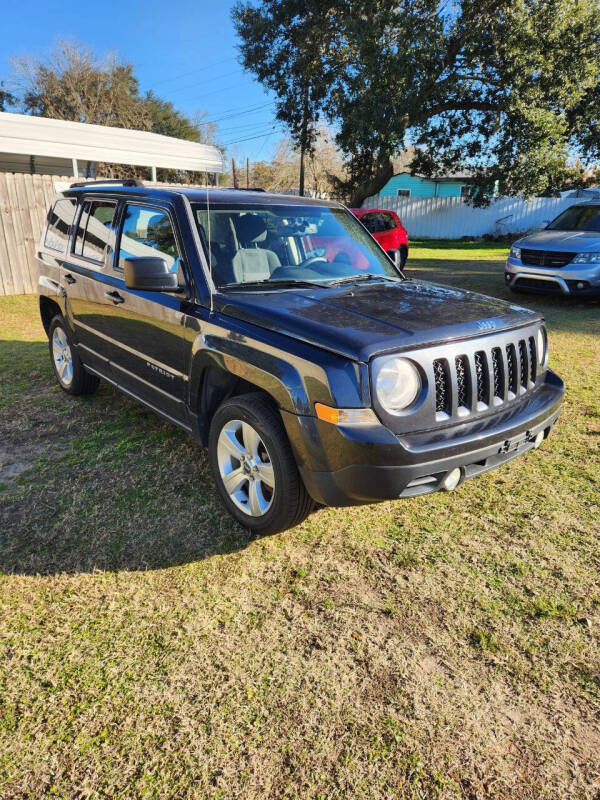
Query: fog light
xmin=441 ymin=468 xmax=462 ymax=491
xmin=533 ymin=431 xmax=544 ymax=449
xmin=577 ymin=282 xmax=585 ymax=290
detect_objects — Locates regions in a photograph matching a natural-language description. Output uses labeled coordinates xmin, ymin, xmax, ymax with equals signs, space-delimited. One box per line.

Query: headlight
xmin=373 ymin=357 xmax=421 ymax=414
xmin=572 ymin=252 xmax=600 ymax=264
xmin=509 ymin=246 xmax=521 ymax=259
xmin=537 ymin=326 xmax=547 ymax=367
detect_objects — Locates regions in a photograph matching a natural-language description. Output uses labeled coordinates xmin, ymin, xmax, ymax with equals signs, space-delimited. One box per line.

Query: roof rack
xmin=220 ymin=186 xmax=266 ymax=192
xmin=69 ymin=178 xmax=145 ymax=189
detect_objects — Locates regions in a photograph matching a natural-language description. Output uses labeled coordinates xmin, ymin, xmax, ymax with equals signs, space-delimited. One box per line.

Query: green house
xmin=379 ymin=171 xmax=476 ymax=199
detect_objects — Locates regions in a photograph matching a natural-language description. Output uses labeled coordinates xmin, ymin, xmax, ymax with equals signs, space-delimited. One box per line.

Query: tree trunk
xmin=299 ymin=140 xmax=306 ymax=197
xmin=232 ymin=158 xmax=239 ymax=189
xmin=299 ymin=84 xmax=310 ymax=197
xmin=348 ymin=160 xmax=395 ymax=207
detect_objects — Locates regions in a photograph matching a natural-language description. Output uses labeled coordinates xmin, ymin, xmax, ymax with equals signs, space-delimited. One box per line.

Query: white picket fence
xmin=361 ymin=194 xmax=583 ymax=239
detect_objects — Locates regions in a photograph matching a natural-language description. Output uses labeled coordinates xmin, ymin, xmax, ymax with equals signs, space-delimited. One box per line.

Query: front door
xmin=103 ymin=201 xmax=190 ymax=424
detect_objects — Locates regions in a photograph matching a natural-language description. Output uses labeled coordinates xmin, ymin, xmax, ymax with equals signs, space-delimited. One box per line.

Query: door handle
xmin=64 ymin=273 xmax=76 ymax=285
xmin=105 ymin=290 xmax=125 ymax=305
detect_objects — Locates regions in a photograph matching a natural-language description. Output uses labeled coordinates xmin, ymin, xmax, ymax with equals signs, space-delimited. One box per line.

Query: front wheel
xmin=397 ymin=246 xmax=408 ymax=269
xmin=208 ymin=393 xmax=314 ymax=535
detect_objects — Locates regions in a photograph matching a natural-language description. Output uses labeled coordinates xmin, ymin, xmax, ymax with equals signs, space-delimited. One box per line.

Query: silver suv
xmin=505 ymin=203 xmax=600 ymax=297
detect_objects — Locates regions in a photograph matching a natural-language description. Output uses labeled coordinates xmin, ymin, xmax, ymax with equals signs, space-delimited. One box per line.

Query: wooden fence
xmin=0 ymin=173 xmax=212 ymax=296
xmin=0 ymin=173 xmax=67 ymax=296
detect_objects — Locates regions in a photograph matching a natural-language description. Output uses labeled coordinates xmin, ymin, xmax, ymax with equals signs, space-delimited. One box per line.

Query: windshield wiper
xmin=218 ymin=278 xmax=327 ymax=291
xmin=326 ymin=273 xmax=401 ymax=287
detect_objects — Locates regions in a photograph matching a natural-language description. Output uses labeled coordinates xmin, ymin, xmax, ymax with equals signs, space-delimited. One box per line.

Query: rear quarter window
xmin=44 ymin=199 xmax=77 ymax=253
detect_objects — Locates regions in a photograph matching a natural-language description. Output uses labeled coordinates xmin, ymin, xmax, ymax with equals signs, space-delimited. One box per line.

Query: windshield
xmin=547 ymin=205 xmax=600 ymax=232
xmin=192 ymin=202 xmax=402 ymax=288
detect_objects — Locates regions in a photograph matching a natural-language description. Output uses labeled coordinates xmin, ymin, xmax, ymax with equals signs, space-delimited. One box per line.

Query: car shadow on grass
xmin=0 ymin=342 xmax=259 ymax=576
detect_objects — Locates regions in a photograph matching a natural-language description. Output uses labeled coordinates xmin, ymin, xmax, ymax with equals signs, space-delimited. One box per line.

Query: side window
xmin=118 ymin=204 xmax=183 ymax=284
xmin=44 ymin=198 xmax=76 ymax=252
xmin=360 ymin=214 xmax=374 ymax=233
xmin=73 ymin=201 xmax=116 ymax=263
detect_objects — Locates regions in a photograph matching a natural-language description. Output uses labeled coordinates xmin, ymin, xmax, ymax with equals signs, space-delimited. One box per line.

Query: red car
xmin=350 ymin=208 xmax=409 ymax=268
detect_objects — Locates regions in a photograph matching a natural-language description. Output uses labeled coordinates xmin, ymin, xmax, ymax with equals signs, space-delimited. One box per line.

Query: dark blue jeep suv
xmin=37 ymin=181 xmax=564 ymax=533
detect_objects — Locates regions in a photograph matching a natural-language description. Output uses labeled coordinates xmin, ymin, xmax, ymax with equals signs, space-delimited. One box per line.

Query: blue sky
xmin=0 ymin=0 xmax=285 ymax=163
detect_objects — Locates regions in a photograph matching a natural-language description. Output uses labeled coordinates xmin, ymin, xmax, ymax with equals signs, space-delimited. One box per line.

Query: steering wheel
xmin=299 ymin=255 xmax=328 ymax=269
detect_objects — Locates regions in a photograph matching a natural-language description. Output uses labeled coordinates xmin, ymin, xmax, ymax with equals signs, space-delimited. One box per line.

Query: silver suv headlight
xmin=373 ymin=356 xmax=421 ymax=414
xmin=509 ymin=246 xmax=521 ymax=259
xmin=572 ymin=252 xmax=600 ymax=264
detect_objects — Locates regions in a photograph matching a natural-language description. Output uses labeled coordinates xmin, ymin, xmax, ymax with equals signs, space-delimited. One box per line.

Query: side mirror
xmin=124 ymin=257 xmax=179 ymax=292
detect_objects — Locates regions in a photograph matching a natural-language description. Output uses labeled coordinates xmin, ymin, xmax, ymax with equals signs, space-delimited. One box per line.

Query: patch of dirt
xmin=0 ymin=440 xmax=69 ymax=489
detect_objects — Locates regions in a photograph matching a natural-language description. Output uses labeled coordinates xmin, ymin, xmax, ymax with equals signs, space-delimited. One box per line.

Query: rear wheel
xmin=48 ymin=315 xmax=99 ymax=396
xmin=209 ymin=393 xmax=314 ymax=534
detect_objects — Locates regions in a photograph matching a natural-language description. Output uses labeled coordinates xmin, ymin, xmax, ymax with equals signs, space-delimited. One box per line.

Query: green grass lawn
xmin=1 ymin=245 xmax=599 ymax=800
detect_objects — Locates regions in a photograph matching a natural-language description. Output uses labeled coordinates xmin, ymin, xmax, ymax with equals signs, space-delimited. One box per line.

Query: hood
xmin=217 ymin=279 xmax=540 ymax=362
xmin=516 ymin=229 xmax=600 ymax=252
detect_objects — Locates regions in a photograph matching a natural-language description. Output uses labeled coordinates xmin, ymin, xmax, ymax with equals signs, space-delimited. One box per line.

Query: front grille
xmin=491 ymin=347 xmax=503 ymax=398
xmin=506 ymin=344 xmax=518 ymax=395
xmin=521 ymin=249 xmax=576 ymax=268
xmin=474 ymin=351 xmax=488 ymax=404
xmin=514 ymin=276 xmax=563 ymax=294
xmin=433 ymin=359 xmax=450 ymax=414
xmin=518 ymin=340 xmax=528 ymax=389
xmin=431 ymin=332 xmax=538 ymax=420
xmin=528 ymin=337 xmax=537 ymax=383
xmin=455 ymin=355 xmax=469 ymax=408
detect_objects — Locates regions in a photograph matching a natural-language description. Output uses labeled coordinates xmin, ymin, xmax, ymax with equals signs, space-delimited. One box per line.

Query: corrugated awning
xmin=0 ymin=112 xmax=223 ymax=173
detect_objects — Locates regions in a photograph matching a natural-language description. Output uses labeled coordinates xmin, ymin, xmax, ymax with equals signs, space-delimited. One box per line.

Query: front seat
xmin=232 ymin=214 xmax=281 ymax=282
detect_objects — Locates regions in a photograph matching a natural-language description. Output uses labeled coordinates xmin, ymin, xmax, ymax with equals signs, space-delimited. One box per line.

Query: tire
xmin=208 ymin=393 xmax=314 ymax=535
xmin=398 ymin=246 xmax=408 ymax=269
xmin=48 ymin=314 xmax=100 ymax=396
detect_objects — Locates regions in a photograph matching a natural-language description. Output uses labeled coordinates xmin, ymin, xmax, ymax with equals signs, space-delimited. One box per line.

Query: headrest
xmin=236 ymin=214 xmax=267 ymax=245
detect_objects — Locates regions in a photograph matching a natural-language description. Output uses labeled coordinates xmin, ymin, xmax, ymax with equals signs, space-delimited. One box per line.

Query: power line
xmin=163 ymin=69 xmax=245 ymax=99
xmin=196 ymin=102 xmax=274 ymax=126
xmin=150 ymin=56 xmax=238 ymax=88
xmin=223 ymin=128 xmax=279 ymax=145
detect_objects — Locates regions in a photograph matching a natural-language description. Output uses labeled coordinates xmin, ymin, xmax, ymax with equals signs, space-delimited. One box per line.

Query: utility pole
xmin=246 ymin=158 xmax=250 ymax=188
xmin=232 ymin=158 xmax=239 ymax=189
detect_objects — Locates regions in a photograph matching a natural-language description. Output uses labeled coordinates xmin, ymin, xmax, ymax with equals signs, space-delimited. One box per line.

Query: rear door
xmin=61 ymin=197 xmax=119 ymax=377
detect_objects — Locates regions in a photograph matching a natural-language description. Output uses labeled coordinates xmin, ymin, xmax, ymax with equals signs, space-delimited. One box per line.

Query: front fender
xmin=187 ymin=312 xmax=370 ymax=416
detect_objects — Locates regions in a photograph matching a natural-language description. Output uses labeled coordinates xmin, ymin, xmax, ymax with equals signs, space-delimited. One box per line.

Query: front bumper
xmin=505 ymin=256 xmax=600 ymax=296
xmin=283 ymin=369 xmax=564 ymax=507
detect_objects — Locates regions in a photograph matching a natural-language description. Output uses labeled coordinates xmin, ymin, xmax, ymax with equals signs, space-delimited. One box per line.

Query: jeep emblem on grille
xmin=476 ymin=319 xmax=497 ymax=331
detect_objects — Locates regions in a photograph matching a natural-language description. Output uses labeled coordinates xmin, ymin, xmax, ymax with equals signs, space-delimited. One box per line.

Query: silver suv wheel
xmin=216 ymin=419 xmax=275 ymax=517
xmin=52 ymin=326 xmax=74 ymax=388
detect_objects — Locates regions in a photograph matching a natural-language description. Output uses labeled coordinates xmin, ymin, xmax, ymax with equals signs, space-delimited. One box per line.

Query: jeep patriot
xmin=37 ymin=181 xmax=564 ymax=533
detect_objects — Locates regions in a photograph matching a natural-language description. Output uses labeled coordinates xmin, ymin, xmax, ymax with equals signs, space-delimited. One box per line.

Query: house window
xmin=397 ymin=189 xmax=410 ymax=198
xmin=460 ymin=185 xmax=472 ymax=199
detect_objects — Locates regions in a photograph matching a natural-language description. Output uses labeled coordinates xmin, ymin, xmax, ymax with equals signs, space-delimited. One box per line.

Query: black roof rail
xmin=220 ymin=186 xmax=266 ymax=192
xmin=69 ymin=178 xmax=145 ymax=189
